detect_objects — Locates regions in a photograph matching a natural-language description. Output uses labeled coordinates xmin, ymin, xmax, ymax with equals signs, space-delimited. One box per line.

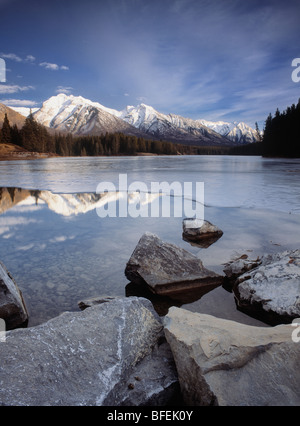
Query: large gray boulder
xmin=125 ymin=233 xmax=223 ymax=295
xmin=0 ymin=261 xmax=28 ymax=330
xmin=164 ymin=307 xmax=300 ymax=406
xmin=232 ymin=249 xmax=300 ymax=325
xmin=0 ymin=297 xmax=179 ymax=406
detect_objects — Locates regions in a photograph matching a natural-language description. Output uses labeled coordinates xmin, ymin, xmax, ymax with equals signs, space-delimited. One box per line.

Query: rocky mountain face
xmin=0 ymin=103 xmax=26 ymax=128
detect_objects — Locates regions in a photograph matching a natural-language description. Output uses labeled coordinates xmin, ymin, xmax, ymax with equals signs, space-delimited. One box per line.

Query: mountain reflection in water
xmin=0 ymin=186 xmax=164 ymax=218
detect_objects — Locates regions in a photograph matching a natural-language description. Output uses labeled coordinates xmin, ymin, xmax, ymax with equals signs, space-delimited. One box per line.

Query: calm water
xmin=0 ymin=155 xmax=300 ymax=326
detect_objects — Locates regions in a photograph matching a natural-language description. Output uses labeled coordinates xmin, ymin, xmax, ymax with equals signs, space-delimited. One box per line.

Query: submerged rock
xmin=78 ymin=295 xmax=122 ymax=310
xmin=164 ymin=307 xmax=300 ymax=406
xmin=182 ymin=218 xmax=223 ymax=247
xmin=0 ymin=297 xmax=179 ymax=406
xmin=0 ymin=261 xmax=28 ymax=330
xmin=125 ymin=232 xmax=223 ymax=295
xmin=233 ymin=249 xmax=300 ymax=325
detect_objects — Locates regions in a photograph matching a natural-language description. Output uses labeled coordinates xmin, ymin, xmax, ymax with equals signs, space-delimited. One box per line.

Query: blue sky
xmin=0 ymin=0 xmax=299 ymax=128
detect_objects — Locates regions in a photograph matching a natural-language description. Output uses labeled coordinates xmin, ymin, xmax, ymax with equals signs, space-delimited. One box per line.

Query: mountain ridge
xmin=9 ymin=94 xmax=258 ymax=146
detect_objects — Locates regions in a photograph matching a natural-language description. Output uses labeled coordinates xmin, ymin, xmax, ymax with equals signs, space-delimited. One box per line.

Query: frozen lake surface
xmin=0 ymin=155 xmax=299 ymax=326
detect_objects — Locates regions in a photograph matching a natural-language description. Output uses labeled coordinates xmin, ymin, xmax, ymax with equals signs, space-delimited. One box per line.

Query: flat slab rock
xmin=233 ymin=249 xmax=300 ymax=325
xmin=164 ymin=307 xmax=300 ymax=406
xmin=125 ymin=232 xmax=223 ymax=295
xmin=0 ymin=261 xmax=28 ymax=330
xmin=0 ymin=297 xmax=179 ymax=406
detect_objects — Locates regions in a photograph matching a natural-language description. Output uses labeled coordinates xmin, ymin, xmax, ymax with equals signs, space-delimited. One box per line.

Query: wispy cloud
xmin=39 ymin=62 xmax=69 ymax=71
xmin=0 ymin=53 xmax=22 ymax=62
xmin=0 ymin=98 xmax=38 ymax=107
xmin=56 ymin=86 xmax=73 ymax=94
xmin=0 ymin=84 xmax=34 ymax=94
xmin=25 ymin=55 xmax=35 ymax=62
xmin=1 ymin=52 xmax=36 ymax=63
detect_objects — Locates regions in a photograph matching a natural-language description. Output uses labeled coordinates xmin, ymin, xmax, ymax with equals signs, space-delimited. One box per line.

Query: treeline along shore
xmin=0 ymin=112 xmax=233 ymax=157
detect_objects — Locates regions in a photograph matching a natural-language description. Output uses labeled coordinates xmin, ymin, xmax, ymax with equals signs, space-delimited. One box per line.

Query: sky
xmin=0 ymin=0 xmax=300 ymax=129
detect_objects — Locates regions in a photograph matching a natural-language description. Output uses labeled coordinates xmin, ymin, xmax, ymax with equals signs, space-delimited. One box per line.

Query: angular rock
xmin=125 ymin=232 xmax=223 ymax=295
xmin=0 ymin=297 xmax=179 ymax=406
xmin=223 ymin=254 xmax=261 ymax=282
xmin=234 ymin=249 xmax=300 ymax=325
xmin=164 ymin=307 xmax=300 ymax=406
xmin=0 ymin=261 xmax=28 ymax=330
xmin=182 ymin=218 xmax=223 ymax=248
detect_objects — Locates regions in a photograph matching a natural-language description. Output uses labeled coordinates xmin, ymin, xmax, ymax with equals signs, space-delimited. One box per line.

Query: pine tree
xmin=10 ymin=124 xmax=22 ymax=146
xmin=1 ymin=113 xmax=12 ymax=144
xmin=20 ymin=113 xmax=40 ymax=151
xmin=255 ymin=122 xmax=262 ymax=142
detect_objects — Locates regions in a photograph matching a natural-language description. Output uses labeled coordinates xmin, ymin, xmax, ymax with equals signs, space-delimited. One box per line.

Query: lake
xmin=0 ymin=155 xmax=300 ymax=326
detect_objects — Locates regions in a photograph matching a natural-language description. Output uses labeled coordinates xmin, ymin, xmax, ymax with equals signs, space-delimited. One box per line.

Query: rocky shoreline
xmin=0 ymin=220 xmax=299 ymax=406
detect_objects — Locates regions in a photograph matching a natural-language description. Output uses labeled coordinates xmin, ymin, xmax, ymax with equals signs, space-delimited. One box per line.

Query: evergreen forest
xmin=262 ymin=99 xmax=300 ymax=157
xmin=0 ymin=112 xmax=231 ymax=156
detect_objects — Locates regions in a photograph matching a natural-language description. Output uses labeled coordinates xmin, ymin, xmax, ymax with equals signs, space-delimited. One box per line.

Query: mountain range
xmin=10 ymin=94 xmax=258 ymax=146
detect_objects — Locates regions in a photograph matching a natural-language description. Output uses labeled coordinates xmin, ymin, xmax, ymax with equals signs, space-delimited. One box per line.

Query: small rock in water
xmin=182 ymin=218 xmax=223 ymax=248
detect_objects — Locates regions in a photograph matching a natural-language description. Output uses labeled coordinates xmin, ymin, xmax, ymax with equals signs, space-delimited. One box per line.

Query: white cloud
xmin=1 ymin=53 xmax=36 ymax=63
xmin=0 ymin=99 xmax=38 ymax=107
xmin=39 ymin=62 xmax=69 ymax=71
xmin=39 ymin=62 xmax=59 ymax=70
xmin=56 ymin=86 xmax=73 ymax=94
xmin=25 ymin=55 xmax=36 ymax=62
xmin=0 ymin=84 xmax=34 ymax=94
xmin=1 ymin=53 xmax=22 ymax=62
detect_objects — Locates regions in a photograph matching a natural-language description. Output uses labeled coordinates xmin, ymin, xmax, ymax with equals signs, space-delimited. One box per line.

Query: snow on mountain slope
xmin=33 ymin=94 xmax=141 ymax=137
xmin=199 ymin=119 xmax=258 ymax=144
xmin=117 ymin=103 xmax=231 ymax=146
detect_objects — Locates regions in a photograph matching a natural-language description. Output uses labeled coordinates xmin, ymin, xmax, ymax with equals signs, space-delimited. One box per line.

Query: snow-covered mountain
xmin=12 ymin=94 xmax=258 ymax=145
xmin=117 ymin=104 xmax=232 ymax=146
xmin=32 ymin=94 xmax=144 ymax=137
xmin=198 ymin=119 xmax=258 ymax=144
